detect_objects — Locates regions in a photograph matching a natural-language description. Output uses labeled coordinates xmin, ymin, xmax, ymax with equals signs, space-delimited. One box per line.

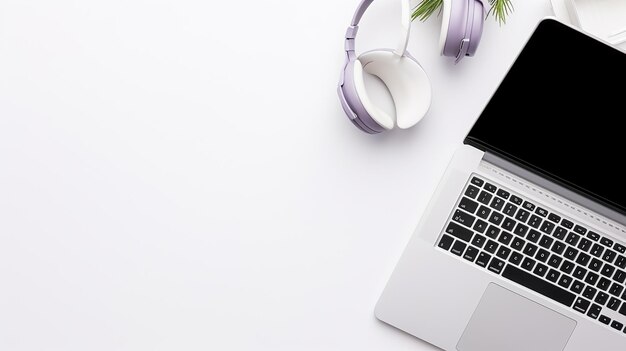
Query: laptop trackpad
xmin=457 ymin=283 xmax=576 ymax=351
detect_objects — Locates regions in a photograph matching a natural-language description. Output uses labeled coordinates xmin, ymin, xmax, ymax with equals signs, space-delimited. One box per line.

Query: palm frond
xmin=412 ymin=0 xmax=514 ymax=24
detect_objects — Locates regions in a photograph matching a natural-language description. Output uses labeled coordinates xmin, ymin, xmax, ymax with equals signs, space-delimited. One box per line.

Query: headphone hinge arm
xmin=344 ymin=25 xmax=359 ymax=52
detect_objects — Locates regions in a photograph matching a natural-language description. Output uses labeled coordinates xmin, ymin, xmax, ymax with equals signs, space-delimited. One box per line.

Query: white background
xmin=0 ymin=1 xmax=554 ymax=350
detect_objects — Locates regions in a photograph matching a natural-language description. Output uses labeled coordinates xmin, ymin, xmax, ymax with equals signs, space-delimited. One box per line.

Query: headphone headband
xmin=345 ymin=0 xmax=411 ymax=57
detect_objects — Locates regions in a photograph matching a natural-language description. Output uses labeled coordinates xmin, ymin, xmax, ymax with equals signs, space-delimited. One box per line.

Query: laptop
xmin=375 ymin=18 xmax=626 ymax=351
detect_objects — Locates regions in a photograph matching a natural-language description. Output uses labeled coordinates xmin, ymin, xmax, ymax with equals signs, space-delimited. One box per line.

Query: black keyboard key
xmin=561 ymin=219 xmax=574 ymax=229
xmin=539 ymin=235 xmax=554 ymax=249
xmin=477 ymin=191 xmax=493 ymax=205
xmin=510 ymin=195 xmax=523 ymax=206
xmin=616 ymin=255 xmax=626 ymax=269
xmin=523 ymin=243 xmax=538 ymax=257
xmin=521 ymin=257 xmax=535 ymax=271
xmin=609 ymin=283 xmax=624 ymax=297
xmin=620 ymin=302 xmax=626 ymax=316
xmin=527 ymin=229 xmax=541 ymax=243
xmin=488 ymin=212 xmax=504 ymax=226
xmin=511 ymin=237 xmax=525 ymax=251
xmin=528 ymin=215 xmax=542 ymax=229
xmin=445 ymin=222 xmax=474 ymax=242
xmin=463 ymin=246 xmax=479 ymax=262
xmin=601 ymin=264 xmax=615 ymax=278
xmin=570 ymin=280 xmax=585 ymax=294
xmin=614 ymin=243 xmax=626 ymax=254
xmin=485 ymin=225 xmax=500 ymax=239
xmin=471 ymin=177 xmax=484 ymax=187
xmin=515 ymin=209 xmax=530 ymax=223
xmin=574 ymin=225 xmax=587 ymax=235
xmin=438 ymin=235 xmax=454 ymax=250
xmin=601 ymin=237 xmax=614 ymax=248
xmin=599 ymin=315 xmax=611 ymax=325
xmin=564 ymin=246 xmax=578 ymax=261
xmin=476 ymin=252 xmax=491 ymax=268
xmin=587 ymin=231 xmax=600 ymax=241
xmin=588 ymin=304 xmax=602 ymax=319
xmin=590 ymin=244 xmax=604 ymax=257
xmin=513 ymin=223 xmax=529 ymax=237
xmin=522 ymin=201 xmax=536 ymax=211
xmin=497 ymin=189 xmax=510 ymax=200
xmin=458 ymin=197 xmax=479 ymax=213
xmin=560 ymin=260 xmax=575 ymax=274
xmin=502 ymin=217 xmax=516 ymax=232
xmin=503 ymin=203 xmax=517 ymax=217
xmin=490 ymin=197 xmax=505 ymax=211
xmin=565 ymin=232 xmax=580 ymax=246
xmin=608 ymin=297 xmax=621 ymax=311
xmin=536 ymin=248 xmax=550 ymax=263
xmin=484 ymin=183 xmax=498 ymax=193
xmin=558 ymin=275 xmax=572 ymax=289
xmin=535 ymin=207 xmax=548 ymax=217
xmin=546 ymin=269 xmax=560 ymax=283
xmin=582 ymin=286 xmax=597 ymax=300
xmin=496 ymin=189 xmax=511 ymax=200
xmin=488 ymin=257 xmax=505 ymax=274
xmin=595 ymin=292 xmax=609 ymax=305
xmin=540 ymin=221 xmax=555 ymax=235
xmin=585 ymin=272 xmax=599 ymax=285
xmin=534 ymin=263 xmax=548 ymax=277
xmin=476 ymin=205 xmax=491 ymax=219
xmin=589 ymin=258 xmax=603 ymax=272
xmin=465 ymin=185 xmax=480 ymax=199
xmin=548 ymin=254 xmax=563 ymax=268
xmin=473 ymin=219 xmax=488 ymax=233
xmin=602 ymin=249 xmax=617 ymax=263
xmin=484 ymin=183 xmax=497 ymax=193
xmin=598 ymin=277 xmax=611 ymax=291
xmin=471 ymin=234 xmax=487 ymax=249
xmin=551 ymin=241 xmax=566 ymax=255
xmin=573 ymin=297 xmax=591 ymax=313
xmin=498 ymin=232 xmax=513 ymax=245
xmin=576 ymin=252 xmax=591 ymax=266
xmin=611 ymin=321 xmax=624 ymax=331
xmin=452 ymin=210 xmax=476 ymax=229
xmin=496 ymin=246 xmax=512 ymax=260
xmin=502 ymin=265 xmax=575 ymax=307
xmin=573 ymin=266 xmax=587 ymax=280
xmin=552 ymin=227 xmax=568 ymax=240
xmin=548 ymin=213 xmax=561 ymax=223
xmin=451 ymin=241 xmax=467 ymax=256
xmin=508 ymin=252 xmax=523 ymax=266
xmin=614 ymin=269 xmax=626 ymax=284
xmin=484 ymin=240 xmax=499 ymax=254
xmin=578 ymin=238 xmax=592 ymax=252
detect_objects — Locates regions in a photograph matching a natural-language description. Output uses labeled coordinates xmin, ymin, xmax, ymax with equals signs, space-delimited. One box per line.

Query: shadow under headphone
xmin=338 ymin=0 xmax=485 ymax=134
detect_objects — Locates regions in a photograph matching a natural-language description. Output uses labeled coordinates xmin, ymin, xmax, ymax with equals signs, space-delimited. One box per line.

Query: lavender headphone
xmin=338 ymin=0 xmax=485 ymax=134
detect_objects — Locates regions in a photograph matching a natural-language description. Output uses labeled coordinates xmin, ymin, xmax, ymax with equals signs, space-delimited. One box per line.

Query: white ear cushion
xmin=358 ymin=51 xmax=431 ymax=129
xmin=353 ymin=59 xmax=395 ymax=130
xmin=439 ymin=0 xmax=452 ymax=54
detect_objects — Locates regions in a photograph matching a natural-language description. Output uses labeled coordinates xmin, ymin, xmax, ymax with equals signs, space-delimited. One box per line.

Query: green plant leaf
xmin=412 ymin=0 xmax=514 ymax=25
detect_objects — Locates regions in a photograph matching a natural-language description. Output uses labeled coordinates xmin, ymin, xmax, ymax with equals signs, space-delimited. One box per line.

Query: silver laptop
xmin=375 ymin=18 xmax=626 ymax=351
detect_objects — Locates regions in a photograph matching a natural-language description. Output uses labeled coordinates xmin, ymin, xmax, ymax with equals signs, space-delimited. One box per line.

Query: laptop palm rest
xmin=457 ymin=283 xmax=576 ymax=351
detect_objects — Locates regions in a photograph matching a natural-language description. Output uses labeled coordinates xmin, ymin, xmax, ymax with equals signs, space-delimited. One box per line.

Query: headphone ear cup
xmin=440 ymin=0 xmax=467 ymax=58
xmin=357 ymin=50 xmax=431 ymax=129
xmin=353 ymin=58 xmax=396 ymax=130
xmin=466 ymin=0 xmax=485 ymax=56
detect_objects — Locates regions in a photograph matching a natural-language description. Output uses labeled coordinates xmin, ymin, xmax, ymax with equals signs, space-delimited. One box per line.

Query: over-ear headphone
xmin=338 ymin=0 xmax=485 ymax=134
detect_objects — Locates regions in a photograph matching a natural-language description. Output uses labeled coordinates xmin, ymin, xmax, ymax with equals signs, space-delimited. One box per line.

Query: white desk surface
xmin=0 ymin=1 xmax=555 ymax=349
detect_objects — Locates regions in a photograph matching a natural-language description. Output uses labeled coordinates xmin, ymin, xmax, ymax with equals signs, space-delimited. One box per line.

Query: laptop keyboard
xmin=437 ymin=175 xmax=626 ymax=335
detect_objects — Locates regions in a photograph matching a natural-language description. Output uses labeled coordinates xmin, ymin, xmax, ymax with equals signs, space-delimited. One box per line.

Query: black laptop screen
xmin=466 ymin=19 xmax=626 ymax=215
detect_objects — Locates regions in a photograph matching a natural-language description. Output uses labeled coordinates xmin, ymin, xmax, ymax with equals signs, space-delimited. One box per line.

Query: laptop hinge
xmin=481 ymin=151 xmax=626 ymax=236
